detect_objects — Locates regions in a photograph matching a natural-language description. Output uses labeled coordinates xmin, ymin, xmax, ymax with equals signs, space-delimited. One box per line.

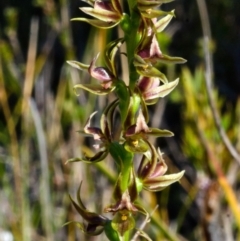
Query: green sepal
xmin=66 ymin=150 xmax=108 ymax=164
xmin=131 ymin=203 xmax=149 ymax=217
xmin=73 ymin=84 xmax=115 ymax=96
xmin=71 ymin=18 xmax=120 ymax=29
xmin=136 ymin=65 xmax=168 ymax=84
xmin=155 ymin=10 xmax=175 ymax=33
xmin=133 ymin=54 xmax=149 ymax=68
xmin=133 ymin=55 xmax=168 ymax=83
xmin=154 ymin=53 xmax=187 ymax=65
xmin=138 ymin=0 xmax=174 ymax=10
xmin=80 ymin=7 xmax=120 ymax=22
xmin=66 ymin=60 xmax=89 ymax=70
xmin=141 ymin=9 xmax=174 ymax=19
xmin=144 ymin=98 xmax=158 ymax=105
xmin=148 ymin=128 xmax=174 ymax=137
xmin=104 ymin=38 xmax=124 ymax=76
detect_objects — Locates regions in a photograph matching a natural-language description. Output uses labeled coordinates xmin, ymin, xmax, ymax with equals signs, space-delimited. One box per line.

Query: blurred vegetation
xmin=0 ymin=0 xmax=239 ymax=241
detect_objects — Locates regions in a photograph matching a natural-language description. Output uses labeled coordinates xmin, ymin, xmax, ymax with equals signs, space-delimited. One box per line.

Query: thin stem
xmin=131 ymin=205 xmax=159 ymax=241
xmin=127 ymin=0 xmax=137 ymax=15
xmin=121 ymin=162 xmax=133 ymax=192
xmin=123 ymin=2 xmax=141 ymax=89
xmin=109 ymin=142 xmax=134 ymax=192
xmin=196 ymin=0 xmax=240 ymax=165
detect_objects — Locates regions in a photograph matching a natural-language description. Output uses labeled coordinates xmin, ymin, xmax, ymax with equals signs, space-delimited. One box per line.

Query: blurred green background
xmin=0 ymin=0 xmax=239 ymax=241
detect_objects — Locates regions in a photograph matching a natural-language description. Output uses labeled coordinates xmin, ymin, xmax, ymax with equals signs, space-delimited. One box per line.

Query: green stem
xmin=121 ymin=2 xmax=142 ymax=90
xmin=121 ymin=160 xmax=133 ymax=192
xmin=127 ymin=0 xmax=137 ymax=15
xmin=109 ymin=142 xmax=133 ymax=192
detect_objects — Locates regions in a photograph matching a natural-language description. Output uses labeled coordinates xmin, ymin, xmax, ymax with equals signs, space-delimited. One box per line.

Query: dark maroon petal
xmin=83 ymin=150 xmax=109 ymax=163
xmin=137 ymin=49 xmax=150 ymax=59
xmin=86 ymin=127 xmax=104 ymax=140
xmin=125 ymin=125 xmax=137 ymax=136
xmin=137 ymin=76 xmax=152 ymax=92
xmin=69 ymin=194 xmax=108 ymax=225
xmin=137 ymin=155 xmax=151 ymax=179
xmin=95 ymin=1 xmax=114 ymax=11
xmin=86 ymin=223 xmax=105 ymax=235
